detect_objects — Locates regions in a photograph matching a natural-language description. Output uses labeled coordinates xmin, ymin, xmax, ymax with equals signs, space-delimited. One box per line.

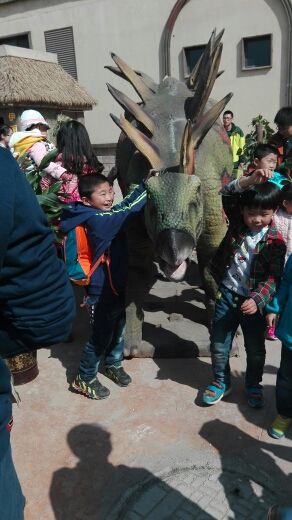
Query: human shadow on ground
xmin=199 ymin=419 xmax=291 ymax=519
xmin=49 ymin=423 xmax=214 ymax=520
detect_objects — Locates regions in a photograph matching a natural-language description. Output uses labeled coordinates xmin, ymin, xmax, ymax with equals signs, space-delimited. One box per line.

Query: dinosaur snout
xmin=156 ymin=229 xmax=194 ymax=265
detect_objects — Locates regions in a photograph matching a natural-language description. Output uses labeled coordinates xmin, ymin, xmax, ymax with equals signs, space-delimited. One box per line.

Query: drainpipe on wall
xmin=159 ymin=0 xmax=190 ymax=80
xmin=280 ymin=0 xmax=292 ymax=105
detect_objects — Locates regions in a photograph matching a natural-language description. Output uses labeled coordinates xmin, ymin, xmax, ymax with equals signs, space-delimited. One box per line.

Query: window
xmin=242 ymin=34 xmax=272 ymax=70
xmin=44 ymin=26 xmax=77 ymax=79
xmin=182 ymin=44 xmax=206 ymax=77
xmin=0 ymin=33 xmax=30 ymax=48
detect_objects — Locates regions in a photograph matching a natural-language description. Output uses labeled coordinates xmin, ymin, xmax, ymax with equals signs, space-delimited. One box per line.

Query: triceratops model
xmin=106 ymin=30 xmax=233 ymax=356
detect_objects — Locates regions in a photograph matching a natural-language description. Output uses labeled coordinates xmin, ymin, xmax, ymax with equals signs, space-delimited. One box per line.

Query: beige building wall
xmin=0 ymin=0 xmax=290 ymax=145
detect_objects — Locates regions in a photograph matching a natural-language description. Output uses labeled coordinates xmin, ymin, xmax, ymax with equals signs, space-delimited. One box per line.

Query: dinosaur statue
xmin=106 ymin=30 xmax=233 ymax=356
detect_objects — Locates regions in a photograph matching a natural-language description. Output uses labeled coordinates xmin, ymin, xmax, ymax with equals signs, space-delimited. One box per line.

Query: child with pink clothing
xmin=41 ymin=120 xmax=104 ymax=202
xmin=9 ymin=109 xmax=70 ymax=186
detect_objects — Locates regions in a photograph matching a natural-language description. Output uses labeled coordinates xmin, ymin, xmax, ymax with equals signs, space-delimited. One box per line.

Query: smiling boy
xmin=61 ymin=173 xmax=147 ymax=399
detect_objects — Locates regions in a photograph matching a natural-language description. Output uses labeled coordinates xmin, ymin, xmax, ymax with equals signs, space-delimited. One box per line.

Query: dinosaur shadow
xmin=49 ymin=423 xmax=214 ymax=520
xmin=199 ymin=419 xmax=292 ymax=518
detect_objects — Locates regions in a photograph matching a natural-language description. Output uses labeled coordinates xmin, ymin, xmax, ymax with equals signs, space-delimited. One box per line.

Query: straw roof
xmin=0 ymin=55 xmax=96 ymax=110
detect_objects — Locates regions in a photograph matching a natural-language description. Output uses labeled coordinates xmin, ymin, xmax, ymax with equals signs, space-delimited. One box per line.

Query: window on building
xmin=0 ymin=33 xmax=30 ymax=48
xmin=242 ymin=34 xmax=272 ymax=69
xmin=182 ymin=44 xmax=206 ymax=77
xmin=44 ymin=26 xmax=78 ymax=80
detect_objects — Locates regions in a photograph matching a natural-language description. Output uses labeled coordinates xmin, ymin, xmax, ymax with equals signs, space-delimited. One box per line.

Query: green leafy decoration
xmin=238 ymin=114 xmax=274 ymax=166
xmin=23 ymin=149 xmax=65 ymax=242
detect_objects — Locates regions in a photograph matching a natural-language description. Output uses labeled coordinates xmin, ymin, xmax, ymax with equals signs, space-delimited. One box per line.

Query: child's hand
xmin=240 ymin=298 xmax=258 ymax=315
xmin=249 ymin=169 xmax=273 ymax=184
xmin=266 ymin=312 xmax=277 ymax=328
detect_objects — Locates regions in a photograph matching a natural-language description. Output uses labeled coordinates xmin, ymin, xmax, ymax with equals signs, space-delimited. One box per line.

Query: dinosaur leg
xmin=124 ymin=219 xmax=155 ymax=357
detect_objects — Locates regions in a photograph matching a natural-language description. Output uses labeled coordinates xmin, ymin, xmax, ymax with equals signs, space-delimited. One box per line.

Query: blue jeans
xmin=276 ymin=345 xmax=292 ymax=418
xmin=79 ymin=294 xmax=126 ymax=381
xmin=0 ymin=446 xmax=25 ymax=520
xmin=210 ymin=285 xmax=266 ymax=388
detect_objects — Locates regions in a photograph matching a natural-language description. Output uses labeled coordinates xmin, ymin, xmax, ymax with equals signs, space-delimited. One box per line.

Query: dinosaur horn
xmin=191 ymin=92 xmax=233 ymax=149
xmin=186 ymin=42 xmax=223 ymax=123
xmin=187 ymin=29 xmax=225 ymax=91
xmin=110 ymin=53 xmax=153 ymax=101
xmin=105 ymin=65 xmax=158 ymax=93
xmin=107 ymin=84 xmax=155 ymax=134
xmin=186 ymin=29 xmax=224 ymax=122
xmin=110 ymin=114 xmax=163 ymax=169
xmin=179 ymin=120 xmax=195 ymax=175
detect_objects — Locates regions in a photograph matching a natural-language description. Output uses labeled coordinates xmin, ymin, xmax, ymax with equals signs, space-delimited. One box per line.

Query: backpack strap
xmin=88 ymin=248 xmax=118 ymax=296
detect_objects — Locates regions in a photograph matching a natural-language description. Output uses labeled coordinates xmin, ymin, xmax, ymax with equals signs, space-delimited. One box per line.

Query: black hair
xmin=56 ymin=120 xmax=104 ymax=176
xmin=0 ymin=124 xmax=12 ymax=137
xmin=253 ymin=143 xmax=278 ymax=160
xmin=239 ymin=182 xmax=280 ymax=211
xmin=274 ymin=107 xmax=292 ymax=127
xmin=223 ymin=110 xmax=234 ymax=118
xmin=280 ymin=181 xmax=292 ymax=206
xmin=78 ymin=173 xmax=111 ymax=199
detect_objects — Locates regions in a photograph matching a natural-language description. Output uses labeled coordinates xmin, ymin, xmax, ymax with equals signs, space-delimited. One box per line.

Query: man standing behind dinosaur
xmin=223 ymin=110 xmax=245 ymax=172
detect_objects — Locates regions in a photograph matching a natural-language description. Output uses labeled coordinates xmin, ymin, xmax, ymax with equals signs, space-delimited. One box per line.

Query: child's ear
xmin=282 ymin=199 xmax=288 ymax=210
xmin=254 ymin=157 xmax=259 ymax=167
xmin=81 ymin=196 xmax=91 ymax=206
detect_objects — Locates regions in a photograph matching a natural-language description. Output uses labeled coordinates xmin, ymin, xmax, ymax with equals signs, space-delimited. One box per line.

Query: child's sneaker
xmin=103 ymin=366 xmax=132 ymax=387
xmin=265 ymin=326 xmax=277 ymax=341
xmin=268 ymin=415 xmax=292 ymax=439
xmin=246 ymin=386 xmax=264 ymax=408
xmin=71 ymin=374 xmax=110 ymax=399
xmin=202 ymin=381 xmax=231 ymax=405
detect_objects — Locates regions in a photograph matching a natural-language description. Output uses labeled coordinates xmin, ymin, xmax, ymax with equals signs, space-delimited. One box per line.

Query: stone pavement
xmin=11 ymin=265 xmax=292 ymax=520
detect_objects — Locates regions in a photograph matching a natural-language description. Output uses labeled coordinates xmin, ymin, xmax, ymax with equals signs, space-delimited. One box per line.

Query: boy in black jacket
xmin=60 ymin=173 xmax=147 ymax=399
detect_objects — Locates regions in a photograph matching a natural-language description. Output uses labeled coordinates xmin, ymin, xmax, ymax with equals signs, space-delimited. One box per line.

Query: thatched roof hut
xmin=0 ymin=45 xmax=96 ymax=130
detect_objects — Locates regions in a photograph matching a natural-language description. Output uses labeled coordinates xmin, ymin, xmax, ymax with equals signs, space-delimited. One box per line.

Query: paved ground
xmin=12 ymin=263 xmax=292 ymax=520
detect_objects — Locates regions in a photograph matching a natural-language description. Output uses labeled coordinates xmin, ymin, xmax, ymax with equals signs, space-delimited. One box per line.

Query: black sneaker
xmin=103 ymin=366 xmax=132 ymax=387
xmin=71 ymin=374 xmax=110 ymax=399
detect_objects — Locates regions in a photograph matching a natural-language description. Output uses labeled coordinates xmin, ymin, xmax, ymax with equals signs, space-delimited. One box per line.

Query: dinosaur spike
xmin=110 ymin=53 xmax=153 ymax=101
xmin=105 ymin=65 xmax=158 ymax=93
xmin=180 ymin=120 xmax=194 ymax=175
xmin=107 ymin=83 xmax=155 ymax=134
xmin=186 ymin=41 xmax=223 ymax=122
xmin=110 ymin=114 xmax=163 ymax=169
xmin=191 ymin=92 xmax=233 ymax=149
xmin=186 ymin=54 xmax=202 ymax=90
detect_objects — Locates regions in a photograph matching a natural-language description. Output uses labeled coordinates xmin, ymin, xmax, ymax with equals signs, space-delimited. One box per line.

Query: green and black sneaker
xmin=103 ymin=366 xmax=132 ymax=387
xmin=71 ymin=374 xmax=110 ymax=400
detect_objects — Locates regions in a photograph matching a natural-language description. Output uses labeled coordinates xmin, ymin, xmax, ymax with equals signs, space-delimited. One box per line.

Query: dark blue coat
xmin=60 ymin=183 xmax=146 ymax=297
xmin=0 ymin=149 xmax=75 ymax=358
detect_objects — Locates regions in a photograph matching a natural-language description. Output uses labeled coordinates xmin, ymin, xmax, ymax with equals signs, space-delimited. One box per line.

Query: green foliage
xmin=238 ymin=115 xmax=274 ymax=166
xmin=23 ymin=149 xmax=65 ymax=242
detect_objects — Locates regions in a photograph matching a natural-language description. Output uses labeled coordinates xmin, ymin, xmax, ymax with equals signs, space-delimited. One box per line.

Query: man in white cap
xmin=9 ymin=109 xmax=71 ymax=184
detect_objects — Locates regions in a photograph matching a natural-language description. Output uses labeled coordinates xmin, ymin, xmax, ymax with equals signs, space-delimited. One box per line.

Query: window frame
xmin=241 ymin=33 xmax=272 ymax=71
xmin=0 ymin=31 xmax=31 ymax=48
xmin=182 ymin=43 xmax=206 ymax=78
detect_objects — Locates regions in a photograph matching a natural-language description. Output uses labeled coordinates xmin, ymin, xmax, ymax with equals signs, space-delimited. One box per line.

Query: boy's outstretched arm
xmin=86 ymin=182 xmax=147 ymax=243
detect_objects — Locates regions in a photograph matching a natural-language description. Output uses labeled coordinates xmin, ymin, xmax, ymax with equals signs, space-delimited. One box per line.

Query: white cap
xmin=19 ymin=110 xmax=50 ymax=131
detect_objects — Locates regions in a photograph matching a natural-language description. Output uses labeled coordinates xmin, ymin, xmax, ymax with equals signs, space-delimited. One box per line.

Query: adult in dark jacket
xmin=0 ymin=148 xmax=75 ymax=357
xmin=0 ymin=148 xmax=75 ymax=519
